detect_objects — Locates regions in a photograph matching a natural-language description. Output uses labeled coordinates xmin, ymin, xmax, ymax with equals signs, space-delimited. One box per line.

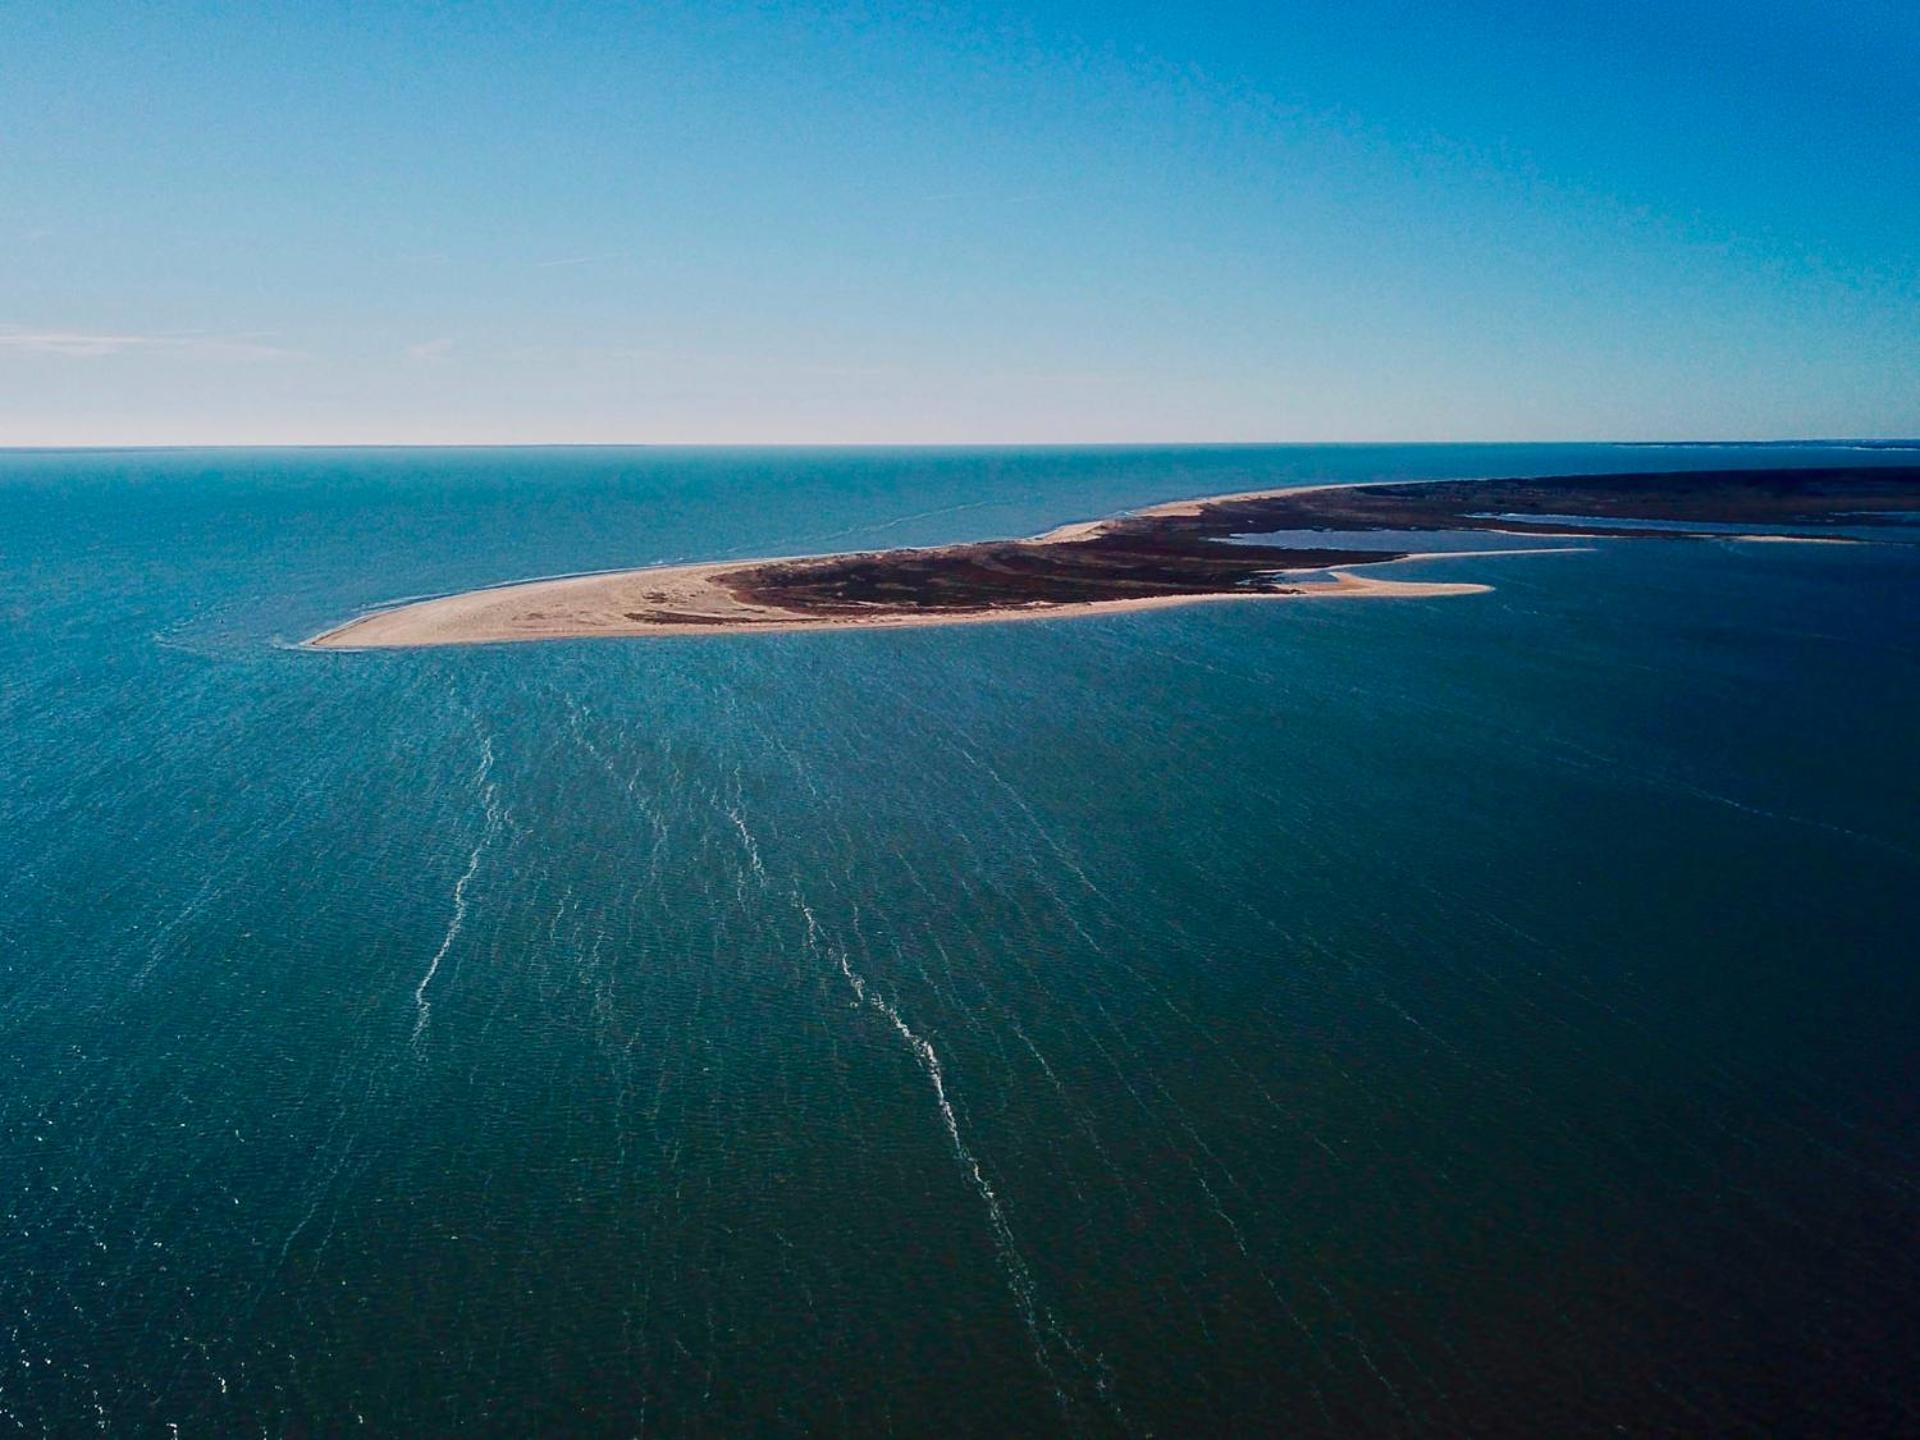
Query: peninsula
xmin=310 ymin=466 xmax=1919 ymax=648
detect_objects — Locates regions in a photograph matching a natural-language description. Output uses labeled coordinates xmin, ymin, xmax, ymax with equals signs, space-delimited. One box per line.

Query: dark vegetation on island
xmin=715 ymin=466 xmax=1920 ymax=617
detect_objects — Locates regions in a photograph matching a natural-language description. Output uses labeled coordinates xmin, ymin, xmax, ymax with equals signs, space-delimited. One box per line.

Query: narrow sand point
xmin=309 ymin=548 xmax=1530 ymax=649
xmin=309 ymin=467 xmax=1918 ymax=649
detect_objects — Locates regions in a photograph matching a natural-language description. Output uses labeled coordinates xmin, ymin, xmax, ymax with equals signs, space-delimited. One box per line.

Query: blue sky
xmin=2 ymin=0 xmax=1915 ymax=443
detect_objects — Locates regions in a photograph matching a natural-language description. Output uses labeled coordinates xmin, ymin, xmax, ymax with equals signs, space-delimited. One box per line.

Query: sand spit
xmin=308 ymin=555 xmax=1497 ymax=649
xmin=309 ymin=466 xmax=1919 ymax=649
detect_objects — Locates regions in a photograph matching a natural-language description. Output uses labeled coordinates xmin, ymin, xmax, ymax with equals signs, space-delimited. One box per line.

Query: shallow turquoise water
xmin=2 ymin=446 xmax=1916 ymax=1436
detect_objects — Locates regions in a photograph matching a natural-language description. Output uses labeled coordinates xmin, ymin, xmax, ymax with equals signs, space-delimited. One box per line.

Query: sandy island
xmin=310 ymin=465 xmax=1919 ymax=648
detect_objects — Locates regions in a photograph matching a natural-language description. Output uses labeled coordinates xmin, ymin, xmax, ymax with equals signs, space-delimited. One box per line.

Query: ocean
xmin=2 ymin=444 xmax=1916 ymax=1436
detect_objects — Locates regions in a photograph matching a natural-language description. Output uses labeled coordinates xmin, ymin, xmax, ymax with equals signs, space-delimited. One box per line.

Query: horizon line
xmin=3 ymin=437 xmax=1918 ymax=454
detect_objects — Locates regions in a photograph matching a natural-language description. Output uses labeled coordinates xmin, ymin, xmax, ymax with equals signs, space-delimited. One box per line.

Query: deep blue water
xmin=2 ymin=445 xmax=1917 ymax=1437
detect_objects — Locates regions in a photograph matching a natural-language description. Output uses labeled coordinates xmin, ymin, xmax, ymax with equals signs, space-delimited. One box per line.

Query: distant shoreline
xmin=309 ymin=466 xmax=1919 ymax=649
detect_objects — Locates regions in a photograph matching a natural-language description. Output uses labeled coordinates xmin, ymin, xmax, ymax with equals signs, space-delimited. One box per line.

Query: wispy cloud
xmin=0 ymin=327 xmax=303 ymax=360
xmin=405 ymin=337 xmax=456 ymax=362
xmin=534 ymin=251 xmax=622 ymax=269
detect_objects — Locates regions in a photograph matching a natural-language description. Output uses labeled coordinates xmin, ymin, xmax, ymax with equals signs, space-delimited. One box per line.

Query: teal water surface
xmin=2 ymin=445 xmax=1916 ymax=1436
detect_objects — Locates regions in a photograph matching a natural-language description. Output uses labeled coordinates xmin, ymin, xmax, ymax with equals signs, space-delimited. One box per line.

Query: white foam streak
xmin=798 ymin=902 xmax=1095 ymax=1426
xmin=734 ymin=757 xmax=1121 ymax=1427
xmin=413 ymin=737 xmax=502 ymax=1039
xmin=726 ymin=807 xmax=765 ymax=881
